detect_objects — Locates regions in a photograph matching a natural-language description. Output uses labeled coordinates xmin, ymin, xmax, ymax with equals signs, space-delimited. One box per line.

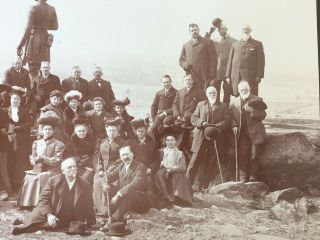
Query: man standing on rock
xmin=17 ymin=0 xmax=58 ymax=79
xmin=226 ymin=24 xmax=265 ymax=96
xmin=229 ymin=81 xmax=267 ymax=182
xmin=179 ymin=23 xmax=218 ymax=93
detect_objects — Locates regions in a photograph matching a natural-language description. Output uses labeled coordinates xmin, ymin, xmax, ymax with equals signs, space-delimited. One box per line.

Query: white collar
xmin=66 ymin=178 xmax=76 ymax=190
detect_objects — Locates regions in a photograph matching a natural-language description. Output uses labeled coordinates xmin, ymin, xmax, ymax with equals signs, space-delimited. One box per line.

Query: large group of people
xmin=0 ymin=0 xmax=268 ymax=237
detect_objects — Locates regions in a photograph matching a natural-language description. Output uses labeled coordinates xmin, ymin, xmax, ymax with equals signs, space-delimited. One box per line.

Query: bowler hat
xmin=247 ymin=98 xmax=267 ymax=111
xmin=65 ymin=221 xmax=91 ymax=236
xmin=50 ymin=90 xmax=62 ymax=98
xmin=204 ymin=126 xmax=220 ymax=141
xmin=105 ymin=222 xmax=132 ymax=236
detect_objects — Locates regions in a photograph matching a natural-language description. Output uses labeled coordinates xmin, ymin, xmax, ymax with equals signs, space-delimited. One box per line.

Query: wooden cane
xmin=214 ymin=140 xmax=224 ymax=184
xmin=234 ymin=133 xmax=239 ymax=182
xmin=99 ymin=151 xmax=112 ymax=223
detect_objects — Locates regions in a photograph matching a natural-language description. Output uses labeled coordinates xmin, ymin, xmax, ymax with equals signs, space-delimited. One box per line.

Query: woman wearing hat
xmin=64 ymin=116 xmax=95 ymax=183
xmin=6 ymin=87 xmax=33 ymax=189
xmin=17 ymin=112 xmax=65 ymax=209
xmin=155 ymin=128 xmax=193 ymax=206
xmin=110 ymin=97 xmax=134 ymax=140
xmin=63 ymin=90 xmax=84 ymax=138
xmin=39 ymin=90 xmax=66 ymax=142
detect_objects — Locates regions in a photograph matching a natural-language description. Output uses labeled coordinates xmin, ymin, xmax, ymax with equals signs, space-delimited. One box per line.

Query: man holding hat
xmin=186 ymin=86 xmax=229 ymax=190
xmin=12 ymin=158 xmax=96 ymax=235
xmin=92 ymin=118 xmax=124 ymax=216
xmin=229 ymin=81 xmax=267 ymax=182
xmin=40 ymin=90 xmax=65 ymax=142
xmin=30 ymin=61 xmax=61 ymax=116
xmin=173 ymin=74 xmax=205 ymax=151
xmin=150 ymin=75 xmax=177 ymax=147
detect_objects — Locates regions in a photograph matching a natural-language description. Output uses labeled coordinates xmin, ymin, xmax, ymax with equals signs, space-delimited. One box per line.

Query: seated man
xmin=150 ymin=75 xmax=177 ymax=147
xmin=2 ymin=57 xmax=32 ymax=108
xmin=229 ymin=81 xmax=267 ymax=182
xmin=186 ymin=86 xmax=229 ymax=190
xmin=12 ymin=158 xmax=96 ymax=235
xmin=102 ymin=145 xmax=150 ymax=223
xmin=92 ymin=119 xmax=124 ymax=216
xmin=30 ymin=61 xmax=61 ymax=117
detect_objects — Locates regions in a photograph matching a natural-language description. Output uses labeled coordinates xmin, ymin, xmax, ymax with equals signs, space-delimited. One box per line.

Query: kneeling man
xmin=103 ymin=145 xmax=150 ymax=223
xmin=12 ymin=158 xmax=96 ymax=235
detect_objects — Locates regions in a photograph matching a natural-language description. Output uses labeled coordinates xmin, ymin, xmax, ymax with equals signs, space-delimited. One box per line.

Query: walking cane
xmin=99 ymin=151 xmax=112 ymax=223
xmin=234 ymin=132 xmax=239 ymax=182
xmin=214 ymin=140 xmax=224 ymax=184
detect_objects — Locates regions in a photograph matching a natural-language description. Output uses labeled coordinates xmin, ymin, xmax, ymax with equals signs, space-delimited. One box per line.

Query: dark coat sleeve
xmin=83 ymin=183 xmax=96 ymax=225
xmin=18 ymin=7 xmax=35 ymax=48
xmin=256 ymin=41 xmax=265 ymax=78
xmin=37 ymin=177 xmax=55 ymax=216
xmin=48 ymin=7 xmax=58 ymax=30
xmin=172 ymin=92 xmax=181 ymax=119
xmin=226 ymin=43 xmax=235 ymax=78
xmin=150 ymin=92 xmax=159 ymax=120
xmin=179 ymin=45 xmax=189 ymax=71
xmin=209 ymin=40 xmax=218 ymax=79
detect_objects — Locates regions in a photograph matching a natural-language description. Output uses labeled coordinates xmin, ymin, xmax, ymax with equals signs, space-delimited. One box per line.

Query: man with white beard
xmin=229 ymin=81 xmax=267 ymax=182
xmin=226 ymin=24 xmax=265 ymax=96
xmin=186 ymin=86 xmax=229 ymax=190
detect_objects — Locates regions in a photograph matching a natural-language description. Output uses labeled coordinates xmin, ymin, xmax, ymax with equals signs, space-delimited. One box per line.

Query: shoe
xmin=0 ymin=192 xmax=9 ymax=201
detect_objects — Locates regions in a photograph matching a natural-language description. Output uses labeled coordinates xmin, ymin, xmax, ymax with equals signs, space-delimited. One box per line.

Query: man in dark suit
xmin=226 ymin=24 xmax=265 ymax=96
xmin=61 ymin=66 xmax=89 ymax=104
xmin=150 ymin=75 xmax=177 ymax=146
xmin=12 ymin=158 xmax=96 ymax=235
xmin=2 ymin=57 xmax=32 ymax=107
xmin=103 ymin=145 xmax=150 ymax=223
xmin=17 ymin=0 xmax=58 ymax=79
xmin=186 ymin=86 xmax=229 ymax=190
xmin=88 ymin=67 xmax=115 ymax=112
xmin=30 ymin=61 xmax=61 ymax=116
xmin=173 ymin=74 xmax=205 ymax=152
xmin=229 ymin=81 xmax=267 ymax=182
xmin=213 ymin=24 xmax=237 ymax=105
xmin=179 ymin=23 xmax=217 ymax=92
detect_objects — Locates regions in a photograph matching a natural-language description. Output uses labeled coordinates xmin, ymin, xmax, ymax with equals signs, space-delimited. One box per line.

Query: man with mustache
xmin=229 ymin=81 xmax=267 ymax=182
xmin=12 ymin=158 xmax=96 ymax=235
xmin=226 ymin=24 xmax=265 ymax=96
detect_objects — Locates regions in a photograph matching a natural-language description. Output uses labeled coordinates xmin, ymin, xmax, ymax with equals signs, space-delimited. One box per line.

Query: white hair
xmin=206 ymin=86 xmax=217 ymax=94
xmin=41 ymin=61 xmax=50 ymax=67
xmin=61 ymin=158 xmax=76 ymax=171
xmin=238 ymin=81 xmax=251 ymax=90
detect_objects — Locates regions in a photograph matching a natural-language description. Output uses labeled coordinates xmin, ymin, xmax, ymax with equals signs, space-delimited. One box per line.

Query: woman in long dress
xmin=155 ymin=132 xmax=193 ymax=205
xmin=17 ymin=113 xmax=65 ymax=209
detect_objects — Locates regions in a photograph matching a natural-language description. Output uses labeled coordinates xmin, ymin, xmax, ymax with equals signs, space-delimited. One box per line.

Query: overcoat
xmin=61 ymin=77 xmax=89 ymax=102
xmin=150 ymin=87 xmax=177 ymax=120
xmin=88 ymin=79 xmax=115 ymax=112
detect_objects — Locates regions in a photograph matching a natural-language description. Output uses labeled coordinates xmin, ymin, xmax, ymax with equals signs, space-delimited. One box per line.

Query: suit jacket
xmin=126 ymin=135 xmax=160 ymax=173
xmin=226 ymin=37 xmax=265 ymax=95
xmin=85 ymin=110 xmax=111 ymax=140
xmin=151 ymin=87 xmax=177 ymax=120
xmin=32 ymin=73 xmax=61 ymax=99
xmin=30 ymin=137 xmax=65 ymax=175
xmin=88 ymin=79 xmax=115 ymax=112
xmin=172 ymin=85 xmax=205 ymax=120
xmin=108 ymin=160 xmax=147 ymax=197
xmin=18 ymin=2 xmax=58 ymax=65
xmin=191 ymin=101 xmax=229 ymax=153
xmin=229 ymin=94 xmax=267 ymax=145
xmin=93 ymin=136 xmax=124 ymax=172
xmin=0 ymin=108 xmax=10 ymax=151
xmin=214 ymin=35 xmax=237 ymax=81
xmin=179 ymin=36 xmax=217 ymax=91
xmin=14 ymin=174 xmax=95 ymax=233
xmin=61 ymin=77 xmax=89 ymax=102
xmin=3 ymin=67 xmax=31 ymax=92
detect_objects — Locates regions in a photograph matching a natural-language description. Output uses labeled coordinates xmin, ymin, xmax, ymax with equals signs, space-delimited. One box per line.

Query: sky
xmin=0 ymin=0 xmax=318 ymax=103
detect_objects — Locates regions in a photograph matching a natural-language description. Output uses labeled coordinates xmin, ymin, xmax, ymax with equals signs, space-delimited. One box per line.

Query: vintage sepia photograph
xmin=0 ymin=0 xmax=319 ymax=239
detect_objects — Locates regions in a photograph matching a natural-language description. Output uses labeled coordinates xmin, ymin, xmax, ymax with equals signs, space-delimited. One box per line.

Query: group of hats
xmin=0 ymin=83 xmax=27 ymax=97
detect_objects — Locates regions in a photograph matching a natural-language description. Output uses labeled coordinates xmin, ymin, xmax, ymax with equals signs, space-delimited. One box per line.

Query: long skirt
xmin=17 ymin=171 xmax=51 ymax=207
xmin=155 ymin=168 xmax=193 ymax=204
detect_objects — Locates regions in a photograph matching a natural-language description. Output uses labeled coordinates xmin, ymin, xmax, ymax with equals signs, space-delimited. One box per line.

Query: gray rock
xmin=165 ymin=224 xmax=174 ymax=230
xmin=267 ymin=187 xmax=305 ymax=203
xmin=209 ymin=181 xmax=269 ymax=200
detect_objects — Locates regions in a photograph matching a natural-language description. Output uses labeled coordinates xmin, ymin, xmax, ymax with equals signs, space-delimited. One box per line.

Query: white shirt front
xmin=11 ymin=107 xmax=19 ymax=122
xmin=67 ymin=179 xmax=76 ymax=190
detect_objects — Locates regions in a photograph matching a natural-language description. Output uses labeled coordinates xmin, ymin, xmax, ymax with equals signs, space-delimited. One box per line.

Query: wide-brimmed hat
xmin=37 ymin=110 xmax=59 ymax=128
xmin=72 ymin=116 xmax=89 ymax=127
xmin=64 ymin=90 xmax=82 ymax=102
xmin=11 ymin=86 xmax=27 ymax=98
xmin=113 ymin=97 xmax=130 ymax=107
xmin=64 ymin=221 xmax=91 ymax=236
xmin=105 ymin=222 xmax=132 ymax=237
xmin=105 ymin=117 xmax=122 ymax=127
xmin=131 ymin=117 xmax=150 ymax=129
xmin=204 ymin=126 xmax=220 ymax=141
xmin=247 ymin=98 xmax=267 ymax=111
xmin=49 ymin=90 xmax=62 ymax=98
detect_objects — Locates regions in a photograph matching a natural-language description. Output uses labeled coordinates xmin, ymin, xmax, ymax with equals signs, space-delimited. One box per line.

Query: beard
xmin=242 ymin=34 xmax=250 ymax=41
xmin=240 ymin=93 xmax=250 ymax=100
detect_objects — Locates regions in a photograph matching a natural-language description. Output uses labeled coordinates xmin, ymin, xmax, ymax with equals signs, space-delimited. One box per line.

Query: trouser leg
xmin=0 ymin=152 xmax=12 ymax=192
xmin=213 ymin=80 xmax=222 ymax=102
xmin=222 ymin=81 xmax=232 ymax=105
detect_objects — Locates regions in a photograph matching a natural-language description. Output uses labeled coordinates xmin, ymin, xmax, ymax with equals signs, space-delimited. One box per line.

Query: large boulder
xmin=257 ymin=131 xmax=320 ymax=191
xmin=266 ymin=187 xmax=305 ymax=204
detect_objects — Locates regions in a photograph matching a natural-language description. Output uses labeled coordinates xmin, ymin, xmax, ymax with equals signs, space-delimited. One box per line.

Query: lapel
xmin=39 ymin=75 xmax=51 ymax=86
xmin=74 ymin=178 xmax=82 ymax=206
xmin=122 ymin=161 xmax=136 ymax=182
